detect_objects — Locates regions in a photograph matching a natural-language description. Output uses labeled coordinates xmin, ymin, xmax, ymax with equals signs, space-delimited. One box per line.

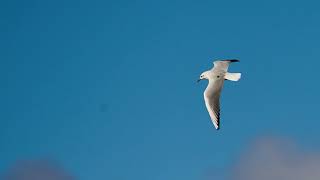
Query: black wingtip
xmin=220 ymin=59 xmax=240 ymax=63
xmin=229 ymin=59 xmax=240 ymax=62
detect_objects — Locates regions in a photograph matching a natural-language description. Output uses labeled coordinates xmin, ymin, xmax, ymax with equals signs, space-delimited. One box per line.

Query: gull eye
xmin=217 ymin=76 xmax=220 ymax=78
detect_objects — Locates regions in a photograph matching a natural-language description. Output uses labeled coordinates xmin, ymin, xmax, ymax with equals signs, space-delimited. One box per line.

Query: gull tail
xmin=225 ymin=72 xmax=241 ymax=81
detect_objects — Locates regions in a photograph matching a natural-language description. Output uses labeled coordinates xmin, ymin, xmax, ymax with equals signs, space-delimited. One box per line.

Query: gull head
xmin=197 ymin=71 xmax=210 ymax=83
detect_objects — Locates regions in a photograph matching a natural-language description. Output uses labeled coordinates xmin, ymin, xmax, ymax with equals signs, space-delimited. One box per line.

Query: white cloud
xmin=2 ymin=159 xmax=74 ymax=180
xmin=230 ymin=136 xmax=320 ymax=180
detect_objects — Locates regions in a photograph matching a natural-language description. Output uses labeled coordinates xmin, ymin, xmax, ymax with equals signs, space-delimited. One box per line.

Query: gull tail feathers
xmin=225 ymin=72 xmax=241 ymax=81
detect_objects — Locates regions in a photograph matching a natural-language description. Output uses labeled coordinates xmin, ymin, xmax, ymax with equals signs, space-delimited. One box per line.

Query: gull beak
xmin=197 ymin=79 xmax=201 ymax=83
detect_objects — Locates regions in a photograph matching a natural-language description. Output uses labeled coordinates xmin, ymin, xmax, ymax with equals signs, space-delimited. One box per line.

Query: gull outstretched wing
xmin=204 ymin=78 xmax=225 ymax=130
xmin=213 ymin=59 xmax=239 ymax=72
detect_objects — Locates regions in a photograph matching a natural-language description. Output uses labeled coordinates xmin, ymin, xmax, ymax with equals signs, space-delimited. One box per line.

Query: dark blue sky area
xmin=1 ymin=0 xmax=320 ymax=179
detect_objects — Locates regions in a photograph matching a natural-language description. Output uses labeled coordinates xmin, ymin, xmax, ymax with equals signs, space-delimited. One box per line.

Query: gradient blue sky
xmin=1 ymin=0 xmax=320 ymax=179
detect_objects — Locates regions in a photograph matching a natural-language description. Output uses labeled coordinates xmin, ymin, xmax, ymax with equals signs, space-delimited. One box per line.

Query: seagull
xmin=197 ymin=59 xmax=241 ymax=130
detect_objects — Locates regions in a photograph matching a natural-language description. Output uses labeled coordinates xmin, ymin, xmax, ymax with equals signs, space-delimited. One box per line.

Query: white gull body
xmin=198 ymin=59 xmax=241 ymax=130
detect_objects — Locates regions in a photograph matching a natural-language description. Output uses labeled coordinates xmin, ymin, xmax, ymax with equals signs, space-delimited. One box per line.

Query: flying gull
xmin=198 ymin=59 xmax=241 ymax=130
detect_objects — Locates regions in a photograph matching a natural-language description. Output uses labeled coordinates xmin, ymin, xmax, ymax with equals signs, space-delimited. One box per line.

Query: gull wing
xmin=204 ymin=78 xmax=224 ymax=130
xmin=213 ymin=59 xmax=239 ymax=72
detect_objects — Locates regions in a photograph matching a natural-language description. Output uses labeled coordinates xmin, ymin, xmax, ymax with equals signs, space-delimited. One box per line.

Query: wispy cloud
xmin=2 ymin=159 xmax=74 ymax=180
xmin=230 ymin=136 xmax=320 ymax=180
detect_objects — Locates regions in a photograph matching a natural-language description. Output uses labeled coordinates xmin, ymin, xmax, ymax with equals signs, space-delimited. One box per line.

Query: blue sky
xmin=1 ymin=0 xmax=320 ymax=179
